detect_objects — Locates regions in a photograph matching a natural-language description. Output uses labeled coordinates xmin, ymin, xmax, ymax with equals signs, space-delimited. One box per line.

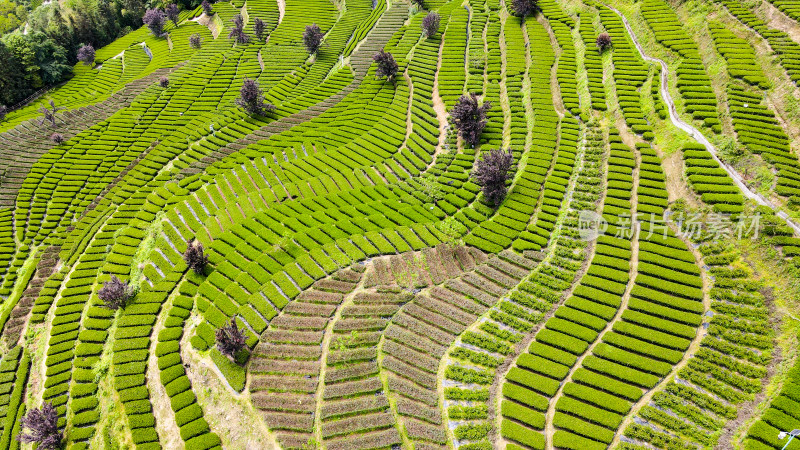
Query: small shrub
xmin=422 ymin=12 xmax=440 ymax=38
xmin=472 ymin=148 xmax=514 ymax=206
xmin=143 ymin=9 xmax=167 ymax=37
xmin=254 ymin=18 xmax=266 ymax=40
xmin=98 ymin=276 xmax=135 ymax=310
xmin=235 ymin=77 xmax=274 ymax=115
xmin=451 ymin=93 xmax=491 ymax=147
xmin=50 ymin=133 xmax=64 ymax=144
xmin=189 ymin=33 xmax=202 ymax=49
xmin=373 ymin=48 xmax=398 ymax=82
xmin=159 ymin=76 xmax=169 ymax=88
xmin=77 ymin=44 xmax=95 ymax=65
xmin=512 ymin=0 xmax=540 ymax=16
xmin=17 ymin=402 xmax=62 ymax=450
xmin=215 ymin=318 xmax=246 ymax=359
xmin=165 ymin=3 xmax=180 ymax=26
xmin=229 ymin=14 xmax=250 ymax=44
xmin=596 ymin=32 xmax=612 ymax=51
xmin=183 ymin=240 xmax=208 ymax=275
xmin=201 ymin=0 xmax=212 ymax=15
xmin=303 ymin=24 xmax=323 ymax=53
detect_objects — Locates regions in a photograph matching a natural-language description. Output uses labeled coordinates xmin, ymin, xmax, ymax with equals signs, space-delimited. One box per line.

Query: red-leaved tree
xmin=472 ymin=148 xmax=514 ymax=206
xmin=184 ymin=240 xmax=208 ymax=275
xmin=189 ymin=33 xmax=202 ymax=49
xmin=451 ymin=93 xmax=491 ymax=147
xmin=201 ymin=0 xmax=212 ymax=15
xmin=16 ymin=402 xmax=62 ymax=450
xmin=143 ymin=9 xmax=167 ymax=37
xmin=422 ymin=12 xmax=440 ymax=38
xmin=254 ymin=18 xmax=266 ymax=41
xmin=235 ymin=77 xmax=274 ymax=115
xmin=596 ymin=32 xmax=612 ymax=52
xmin=98 ymin=276 xmax=135 ymax=310
xmin=512 ymin=0 xmax=540 ymax=17
xmin=77 ymin=44 xmax=95 ymax=65
xmin=165 ymin=3 xmax=180 ymax=26
xmin=373 ymin=48 xmax=398 ymax=82
xmin=216 ymin=318 xmax=246 ymax=359
xmin=229 ymin=14 xmax=250 ymax=44
xmin=303 ymin=24 xmax=323 ymax=54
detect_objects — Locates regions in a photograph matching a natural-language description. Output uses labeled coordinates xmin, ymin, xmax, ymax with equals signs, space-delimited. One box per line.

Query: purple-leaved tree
xmin=216 ymin=318 xmax=246 ymax=359
xmin=235 ymin=77 xmax=274 ymax=115
xmin=50 ymin=133 xmax=64 ymax=144
xmin=189 ymin=33 xmax=202 ymax=49
xmin=596 ymin=32 xmax=612 ymax=52
xmin=201 ymin=0 xmax=212 ymax=16
xmin=98 ymin=275 xmax=135 ymax=310
xmin=254 ymin=18 xmax=266 ymax=41
xmin=159 ymin=76 xmax=169 ymax=88
xmin=373 ymin=48 xmax=398 ymax=83
xmin=165 ymin=3 xmax=180 ymax=26
xmin=451 ymin=93 xmax=491 ymax=147
xmin=184 ymin=240 xmax=208 ymax=275
xmin=422 ymin=12 xmax=440 ymax=38
xmin=229 ymin=14 xmax=250 ymax=44
xmin=303 ymin=24 xmax=323 ymax=54
xmin=143 ymin=8 xmax=168 ymax=37
xmin=512 ymin=0 xmax=540 ymax=17
xmin=0 ymin=105 xmax=7 ymax=121
xmin=77 ymin=44 xmax=95 ymax=65
xmin=16 ymin=402 xmax=62 ymax=450
xmin=472 ymin=148 xmax=514 ymax=206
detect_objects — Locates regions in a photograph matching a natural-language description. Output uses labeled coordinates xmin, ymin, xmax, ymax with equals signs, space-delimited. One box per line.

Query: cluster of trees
xmin=1 ymin=0 xmax=133 ymax=106
xmin=0 ymin=0 xmax=208 ymax=108
xmin=0 ymin=0 xmax=27 ymax=34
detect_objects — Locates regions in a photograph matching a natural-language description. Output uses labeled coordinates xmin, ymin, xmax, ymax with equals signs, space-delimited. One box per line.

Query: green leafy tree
xmin=0 ymin=40 xmax=28 ymax=105
xmin=0 ymin=0 xmax=26 ymax=34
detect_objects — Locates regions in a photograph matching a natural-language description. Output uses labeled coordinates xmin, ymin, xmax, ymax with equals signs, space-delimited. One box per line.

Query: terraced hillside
xmin=2 ymin=0 xmax=800 ymax=449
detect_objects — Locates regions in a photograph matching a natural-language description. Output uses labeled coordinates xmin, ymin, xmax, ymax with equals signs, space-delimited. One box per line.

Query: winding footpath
xmin=602 ymin=3 xmax=800 ymax=236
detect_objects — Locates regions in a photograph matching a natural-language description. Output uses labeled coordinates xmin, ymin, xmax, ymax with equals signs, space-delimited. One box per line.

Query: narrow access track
xmin=602 ymin=2 xmax=800 ymax=236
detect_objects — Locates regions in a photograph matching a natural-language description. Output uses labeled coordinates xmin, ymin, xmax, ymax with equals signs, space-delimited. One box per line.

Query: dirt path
xmin=499 ymin=11 xmax=512 ymax=148
xmin=403 ymin=71 xmax=415 ymax=152
xmin=543 ymin=140 xmax=641 ymax=449
xmin=312 ymin=273 xmax=367 ymax=446
xmin=601 ymin=2 xmax=800 ymax=236
xmin=539 ymin=15 xmax=567 ymax=118
xmin=663 ymin=150 xmax=701 ymax=209
xmin=277 ymin=0 xmax=285 ymax=25
xmin=432 ymin=35 xmax=449 ymax=156
xmin=182 ymin=318 xmax=280 ymax=449
xmin=192 ymin=13 xmax=220 ymax=39
xmin=757 ymin=0 xmax=800 ymax=44
xmin=148 ymin=293 xmax=184 ymax=449
xmin=608 ymin=225 xmax=712 ymax=447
